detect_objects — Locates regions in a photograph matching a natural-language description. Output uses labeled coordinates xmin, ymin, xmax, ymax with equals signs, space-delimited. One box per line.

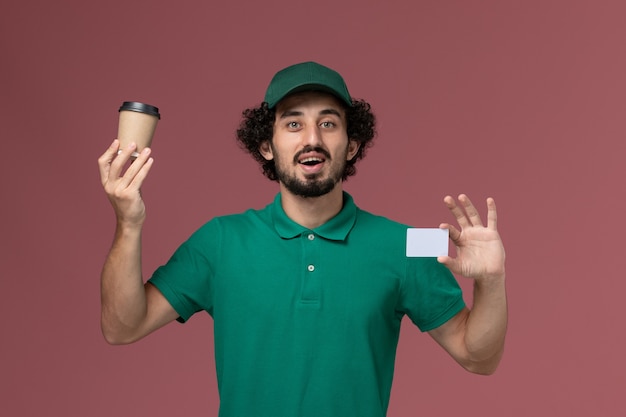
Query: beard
xmin=280 ymin=172 xmax=338 ymax=198
xmin=273 ymin=145 xmax=347 ymax=198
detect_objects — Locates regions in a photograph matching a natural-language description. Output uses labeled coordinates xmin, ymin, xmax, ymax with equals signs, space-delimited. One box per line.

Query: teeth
xmin=300 ymin=157 xmax=323 ymax=163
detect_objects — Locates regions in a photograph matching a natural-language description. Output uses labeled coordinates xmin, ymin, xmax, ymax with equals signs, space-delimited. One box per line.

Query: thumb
xmin=437 ymin=256 xmax=459 ymax=274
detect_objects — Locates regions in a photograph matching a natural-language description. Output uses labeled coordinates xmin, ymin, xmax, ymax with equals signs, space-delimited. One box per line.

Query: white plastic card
xmin=406 ymin=228 xmax=449 ymax=257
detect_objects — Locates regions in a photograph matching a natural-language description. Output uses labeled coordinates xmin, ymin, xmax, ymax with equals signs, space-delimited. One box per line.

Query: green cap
xmin=264 ymin=61 xmax=353 ymax=109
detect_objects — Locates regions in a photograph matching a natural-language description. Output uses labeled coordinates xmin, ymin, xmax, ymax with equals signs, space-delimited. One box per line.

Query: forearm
xmin=100 ymin=223 xmax=147 ymax=344
xmin=464 ymin=274 xmax=508 ymax=372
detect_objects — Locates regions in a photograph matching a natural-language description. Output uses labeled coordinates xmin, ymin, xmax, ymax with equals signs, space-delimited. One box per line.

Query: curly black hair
xmin=236 ymin=99 xmax=376 ymax=181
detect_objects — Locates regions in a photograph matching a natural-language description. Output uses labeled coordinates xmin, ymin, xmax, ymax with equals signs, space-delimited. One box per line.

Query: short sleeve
xmin=397 ymin=257 xmax=465 ymax=332
xmin=148 ymin=219 xmax=220 ymax=322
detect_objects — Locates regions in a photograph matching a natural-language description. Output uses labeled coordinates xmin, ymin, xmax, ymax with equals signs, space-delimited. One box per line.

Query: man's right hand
xmin=98 ymin=139 xmax=177 ymax=345
xmin=98 ymin=139 xmax=154 ymax=227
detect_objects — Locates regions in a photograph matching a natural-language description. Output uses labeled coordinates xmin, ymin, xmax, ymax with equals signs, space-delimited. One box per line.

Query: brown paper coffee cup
xmin=117 ymin=102 xmax=161 ymax=157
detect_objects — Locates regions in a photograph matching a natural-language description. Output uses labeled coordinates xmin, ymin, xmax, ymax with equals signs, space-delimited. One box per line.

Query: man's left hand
xmin=437 ymin=194 xmax=506 ymax=282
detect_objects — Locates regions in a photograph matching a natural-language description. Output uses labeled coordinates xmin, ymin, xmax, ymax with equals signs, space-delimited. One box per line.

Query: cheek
xmin=273 ymin=139 xmax=301 ymax=159
xmin=270 ymin=145 xmax=292 ymax=166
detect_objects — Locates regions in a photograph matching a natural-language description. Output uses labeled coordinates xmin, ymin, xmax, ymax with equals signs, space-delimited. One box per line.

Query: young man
xmin=98 ymin=62 xmax=507 ymax=417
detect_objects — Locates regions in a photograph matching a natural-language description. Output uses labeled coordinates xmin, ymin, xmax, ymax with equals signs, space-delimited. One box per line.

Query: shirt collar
xmin=271 ymin=192 xmax=357 ymax=241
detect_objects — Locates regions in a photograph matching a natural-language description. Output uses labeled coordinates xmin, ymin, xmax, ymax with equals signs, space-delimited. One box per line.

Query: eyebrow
xmin=278 ymin=108 xmax=343 ymax=119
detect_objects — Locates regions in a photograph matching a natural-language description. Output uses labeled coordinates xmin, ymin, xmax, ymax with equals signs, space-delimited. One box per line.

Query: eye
xmin=320 ymin=121 xmax=335 ymax=128
xmin=287 ymin=121 xmax=300 ymax=129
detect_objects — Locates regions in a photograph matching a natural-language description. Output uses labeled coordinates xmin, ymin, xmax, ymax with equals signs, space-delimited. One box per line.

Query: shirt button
xmin=307 ymin=233 xmax=315 ymax=240
xmin=307 ymin=265 xmax=315 ymax=272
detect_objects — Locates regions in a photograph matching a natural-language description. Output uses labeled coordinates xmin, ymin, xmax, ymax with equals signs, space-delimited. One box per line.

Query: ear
xmin=259 ymin=140 xmax=274 ymax=161
xmin=346 ymin=139 xmax=360 ymax=161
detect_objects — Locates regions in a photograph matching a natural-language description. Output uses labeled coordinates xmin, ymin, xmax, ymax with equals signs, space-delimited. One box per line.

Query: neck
xmin=279 ymin=184 xmax=345 ymax=229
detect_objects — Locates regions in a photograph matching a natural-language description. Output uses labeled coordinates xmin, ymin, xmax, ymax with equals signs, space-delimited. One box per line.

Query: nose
xmin=302 ymin=124 xmax=323 ymax=147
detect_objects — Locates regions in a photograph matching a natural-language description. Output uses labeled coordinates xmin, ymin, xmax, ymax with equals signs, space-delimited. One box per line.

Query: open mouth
xmin=299 ymin=156 xmax=325 ymax=166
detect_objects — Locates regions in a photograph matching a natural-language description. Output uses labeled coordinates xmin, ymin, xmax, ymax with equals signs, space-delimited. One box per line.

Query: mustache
xmin=293 ymin=146 xmax=331 ymax=164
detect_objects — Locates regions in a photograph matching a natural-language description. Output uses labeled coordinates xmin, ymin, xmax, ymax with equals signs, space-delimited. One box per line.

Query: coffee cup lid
xmin=119 ymin=101 xmax=161 ymax=119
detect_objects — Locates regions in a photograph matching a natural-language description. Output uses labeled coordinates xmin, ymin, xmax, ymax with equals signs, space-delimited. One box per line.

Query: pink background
xmin=2 ymin=1 xmax=624 ymax=415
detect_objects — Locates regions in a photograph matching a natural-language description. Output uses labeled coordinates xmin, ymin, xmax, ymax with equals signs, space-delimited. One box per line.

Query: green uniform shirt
xmin=149 ymin=192 xmax=465 ymax=417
